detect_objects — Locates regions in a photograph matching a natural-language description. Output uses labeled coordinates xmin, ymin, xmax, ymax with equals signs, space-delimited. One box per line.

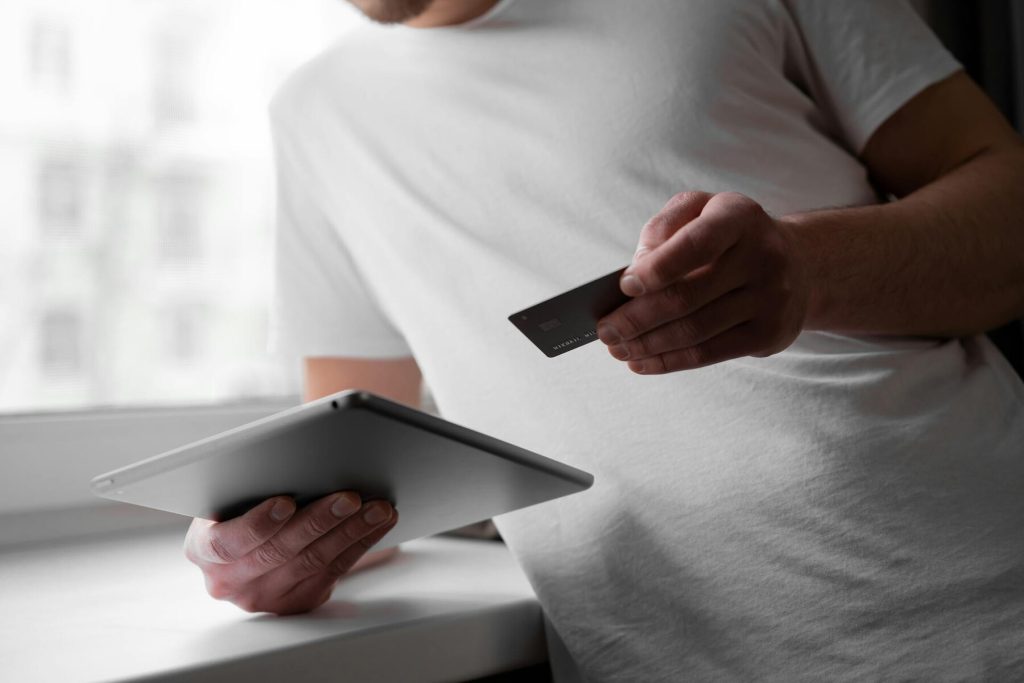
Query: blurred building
xmin=0 ymin=0 xmax=352 ymax=411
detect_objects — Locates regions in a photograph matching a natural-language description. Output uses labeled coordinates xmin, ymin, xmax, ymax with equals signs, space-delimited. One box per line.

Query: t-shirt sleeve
xmin=268 ymin=107 xmax=412 ymax=361
xmin=779 ymin=0 xmax=961 ymax=154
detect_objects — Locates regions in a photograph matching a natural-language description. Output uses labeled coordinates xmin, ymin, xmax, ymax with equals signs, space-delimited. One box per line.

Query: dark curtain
xmin=916 ymin=0 xmax=1024 ymax=376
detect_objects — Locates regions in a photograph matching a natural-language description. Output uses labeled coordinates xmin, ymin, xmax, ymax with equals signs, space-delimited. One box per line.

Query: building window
xmin=1 ymin=0 xmax=354 ymax=414
xmin=29 ymin=18 xmax=72 ymax=92
xmin=153 ymin=28 xmax=198 ymax=125
xmin=156 ymin=173 xmax=205 ymax=263
xmin=40 ymin=310 xmax=83 ymax=375
xmin=38 ymin=157 xmax=83 ymax=237
xmin=167 ymin=305 xmax=205 ymax=362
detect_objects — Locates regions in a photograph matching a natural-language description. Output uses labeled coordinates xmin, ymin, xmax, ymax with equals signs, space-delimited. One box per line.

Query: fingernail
xmin=596 ymin=323 xmax=622 ymax=345
xmin=363 ymin=503 xmax=391 ymax=525
xmin=621 ymin=274 xmax=645 ymax=297
xmin=609 ymin=344 xmax=630 ymax=360
xmin=633 ymin=246 xmax=650 ymax=260
xmin=270 ymin=499 xmax=295 ymax=522
xmin=629 ymin=360 xmax=646 ymax=373
xmin=331 ymin=493 xmax=359 ymax=518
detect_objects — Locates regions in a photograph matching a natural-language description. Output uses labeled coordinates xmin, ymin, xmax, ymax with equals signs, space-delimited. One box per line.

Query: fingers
xmin=598 ymin=251 xmax=747 ymax=345
xmin=186 ymin=496 xmax=296 ymax=566
xmin=626 ymin=322 xmax=757 ymax=374
xmin=255 ymin=502 xmax=398 ymax=599
xmin=275 ymin=509 xmax=399 ymax=615
xmin=247 ymin=508 xmax=397 ymax=616
xmin=217 ymin=491 xmax=364 ymax=585
xmin=323 ymin=506 xmax=398 ymax=579
xmin=187 ymin=491 xmax=401 ymax=616
xmin=634 ymin=191 xmax=714 ymax=258
xmin=623 ymin=192 xmax=762 ymax=297
xmin=605 ymin=287 xmax=755 ymax=361
xmin=600 ymin=191 xmax=808 ymax=374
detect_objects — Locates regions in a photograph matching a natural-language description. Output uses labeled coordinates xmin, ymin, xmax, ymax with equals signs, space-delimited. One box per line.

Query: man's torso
xmin=272 ymin=1 xmax=1024 ymax=678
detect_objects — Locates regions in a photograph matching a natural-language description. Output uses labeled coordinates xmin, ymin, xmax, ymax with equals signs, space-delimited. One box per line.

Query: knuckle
xmin=718 ymin=191 xmax=751 ymax=208
xmin=252 ymin=539 xmax=291 ymax=568
xmin=645 ymin=254 xmax=676 ymax=289
xmin=295 ymin=546 xmax=330 ymax=575
xmin=672 ymin=318 xmax=701 ymax=346
xmin=645 ymin=192 xmax=714 ymax=249
xmin=662 ymin=282 xmax=693 ymax=312
xmin=206 ymin=532 xmax=236 ymax=564
xmin=618 ymin=306 xmax=644 ymax=339
xmin=641 ymin=215 xmax=671 ymax=244
xmin=671 ymin=190 xmax=709 ymax=206
xmin=711 ymin=192 xmax=759 ymax=222
xmin=243 ymin=520 xmax=269 ymax=548
xmin=302 ymin=512 xmax=334 ymax=538
xmin=630 ymin=334 xmax=652 ymax=358
xmin=630 ymin=331 xmax=655 ymax=358
xmin=327 ymin=521 xmax=360 ymax=551
xmin=648 ymin=355 xmax=669 ymax=374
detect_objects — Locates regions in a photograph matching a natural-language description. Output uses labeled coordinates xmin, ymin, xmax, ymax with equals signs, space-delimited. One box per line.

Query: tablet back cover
xmin=91 ymin=392 xmax=593 ymax=548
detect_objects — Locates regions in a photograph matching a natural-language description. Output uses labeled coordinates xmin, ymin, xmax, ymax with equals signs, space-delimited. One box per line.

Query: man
xmin=184 ymin=0 xmax=1024 ymax=679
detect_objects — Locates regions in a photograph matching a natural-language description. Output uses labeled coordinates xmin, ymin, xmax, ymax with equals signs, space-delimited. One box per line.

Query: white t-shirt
xmin=270 ymin=0 xmax=1024 ymax=679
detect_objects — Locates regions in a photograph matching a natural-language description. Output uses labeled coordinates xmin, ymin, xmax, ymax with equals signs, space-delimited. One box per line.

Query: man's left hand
xmin=597 ymin=191 xmax=809 ymax=374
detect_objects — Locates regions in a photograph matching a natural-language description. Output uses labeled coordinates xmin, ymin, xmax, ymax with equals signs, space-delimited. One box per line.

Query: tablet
xmin=91 ymin=390 xmax=593 ymax=548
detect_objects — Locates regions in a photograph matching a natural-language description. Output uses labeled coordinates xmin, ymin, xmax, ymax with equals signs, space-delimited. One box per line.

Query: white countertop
xmin=0 ymin=528 xmax=545 ymax=683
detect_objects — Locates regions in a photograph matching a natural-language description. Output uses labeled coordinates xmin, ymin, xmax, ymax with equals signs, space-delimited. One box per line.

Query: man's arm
xmin=183 ymin=356 xmax=421 ymax=615
xmin=789 ymin=71 xmax=1024 ymax=337
xmin=596 ymin=71 xmax=1024 ymax=374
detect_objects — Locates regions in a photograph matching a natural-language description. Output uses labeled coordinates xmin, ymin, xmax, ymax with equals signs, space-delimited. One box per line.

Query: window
xmin=38 ymin=156 xmax=83 ymax=237
xmin=39 ymin=309 xmax=83 ymax=375
xmin=152 ymin=26 xmax=198 ymax=126
xmin=166 ymin=304 xmax=205 ymax=362
xmin=156 ymin=173 xmax=205 ymax=264
xmin=0 ymin=0 xmax=361 ymax=414
xmin=29 ymin=17 xmax=72 ymax=92
xmin=1 ymin=0 xmax=362 ymax=544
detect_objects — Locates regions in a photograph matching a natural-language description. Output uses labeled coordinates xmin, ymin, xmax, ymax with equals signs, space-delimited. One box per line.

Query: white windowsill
xmin=0 ymin=529 xmax=546 ymax=683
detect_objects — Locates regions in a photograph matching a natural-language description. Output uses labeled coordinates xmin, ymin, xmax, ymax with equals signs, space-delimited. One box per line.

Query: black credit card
xmin=508 ymin=267 xmax=630 ymax=357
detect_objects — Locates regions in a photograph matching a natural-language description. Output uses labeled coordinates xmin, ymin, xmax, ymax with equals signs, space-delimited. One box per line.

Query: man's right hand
xmin=184 ymin=492 xmax=398 ymax=615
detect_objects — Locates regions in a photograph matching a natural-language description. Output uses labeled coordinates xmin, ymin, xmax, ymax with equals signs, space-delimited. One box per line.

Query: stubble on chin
xmin=346 ymin=0 xmax=436 ymax=24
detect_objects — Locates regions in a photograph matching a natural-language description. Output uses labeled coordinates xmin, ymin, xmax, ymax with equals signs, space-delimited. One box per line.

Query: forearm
xmin=303 ymin=356 xmax=423 ymax=407
xmin=783 ymin=142 xmax=1024 ymax=337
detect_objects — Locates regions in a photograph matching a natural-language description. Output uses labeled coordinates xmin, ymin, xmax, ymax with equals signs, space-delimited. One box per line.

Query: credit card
xmin=508 ymin=267 xmax=630 ymax=357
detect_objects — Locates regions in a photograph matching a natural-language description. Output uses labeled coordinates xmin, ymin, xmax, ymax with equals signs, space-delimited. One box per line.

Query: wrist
xmin=776 ymin=213 xmax=828 ymax=331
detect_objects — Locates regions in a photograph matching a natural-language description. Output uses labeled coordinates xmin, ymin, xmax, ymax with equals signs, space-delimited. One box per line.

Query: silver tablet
xmin=91 ymin=390 xmax=593 ymax=548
